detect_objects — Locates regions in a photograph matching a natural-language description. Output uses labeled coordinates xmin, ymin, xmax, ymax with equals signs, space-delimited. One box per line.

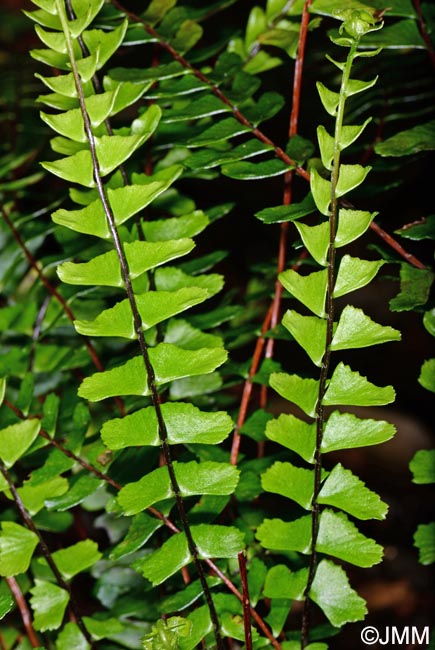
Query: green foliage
xmin=1 ymin=0 xmax=434 ymax=648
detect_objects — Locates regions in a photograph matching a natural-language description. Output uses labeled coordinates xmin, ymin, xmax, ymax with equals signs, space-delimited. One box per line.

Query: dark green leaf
xmin=376 ymin=120 xmax=435 ymax=157
xmin=222 ymin=158 xmax=292 ymax=180
xmin=410 ymin=450 xmax=435 ymax=484
xmin=395 ymin=216 xmax=435 ymax=241
xmin=390 ymin=264 xmax=434 ymax=311
xmin=255 ymin=192 xmax=316 ymax=224
xmin=414 ymin=523 xmax=435 ymax=565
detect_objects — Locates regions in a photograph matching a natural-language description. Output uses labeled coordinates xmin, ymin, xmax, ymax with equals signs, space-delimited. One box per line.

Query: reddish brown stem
xmin=238 ymin=552 xmax=253 ymax=650
xmin=232 ymin=1 xmax=313 ymax=462
xmin=206 ymin=558 xmax=281 ymax=650
xmin=6 ymin=577 xmax=41 ymax=648
xmin=370 ymin=220 xmax=427 ymax=269
xmin=413 ymin=0 xmax=435 ymax=71
xmin=263 ymin=0 xmax=313 ymax=360
xmin=230 ymin=302 xmax=273 ymax=465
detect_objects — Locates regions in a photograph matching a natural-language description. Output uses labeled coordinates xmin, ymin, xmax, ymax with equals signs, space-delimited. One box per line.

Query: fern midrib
xmin=55 ymin=2 xmax=223 ymax=645
xmin=301 ymin=37 xmax=360 ymax=648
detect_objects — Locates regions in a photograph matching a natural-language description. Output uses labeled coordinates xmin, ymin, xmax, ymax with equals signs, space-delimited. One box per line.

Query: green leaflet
xmin=334 ymin=255 xmax=384 ymax=297
xmin=257 ymin=511 xmax=382 ymax=567
xmin=164 ymin=319 xmax=223 ymax=350
xmin=397 ymin=215 xmax=435 ymax=241
xmin=266 ymin=414 xmax=316 ymax=463
xmin=101 ymin=402 xmax=233 ymax=449
xmin=169 ymin=373 xmax=223 ymax=399
xmin=270 ymin=372 xmax=319 ymax=418
xmin=322 ymin=410 xmax=396 ymax=453
xmin=256 ymin=517 xmax=312 ymax=554
xmin=45 ymin=475 xmax=104 ymax=511
xmin=410 ymin=450 xmax=435 ymax=484
xmin=262 ymin=461 xmax=315 ymax=509
xmin=74 ymin=288 xmax=211 ymax=338
xmin=30 ymin=580 xmax=69 ymax=632
xmin=335 ymin=209 xmax=374 ymax=247
xmin=323 ymin=362 xmax=395 ymax=406
xmin=179 ymin=606 xmax=212 ymax=650
xmin=79 ymin=344 xmax=228 ymax=400
xmin=419 ymin=359 xmax=435 ymax=392
xmin=0 ymin=419 xmax=41 ymax=468
xmin=110 ymin=513 xmax=163 ymax=560
xmin=42 ymin=105 xmax=161 ymax=187
xmin=317 ymin=510 xmax=383 ymax=567
xmin=362 ymin=18 xmax=425 ymax=49
xmin=309 ymin=560 xmax=367 ymax=628
xmin=376 ymin=119 xmax=435 ymax=157
xmin=40 ymin=79 xmax=150 ymax=136
xmin=222 ymin=158 xmax=293 ymax=180
xmin=255 ymin=192 xmax=316 ymax=224
xmin=140 ymin=525 xmax=245 ymax=585
xmin=141 ymin=211 xmax=209 ymax=241
xmin=316 ymin=81 xmax=339 ymax=117
xmin=154 ymin=267 xmax=223 ymax=297
xmin=185 ymin=139 xmax=273 ymax=171
xmin=187 ymin=117 xmax=251 ymax=147
xmin=17 ymin=477 xmax=68 ymax=516
xmin=280 ymin=268 xmax=328 ymax=317
xmin=264 ymin=458 xmax=387 ymax=521
xmin=36 ymin=540 xmax=102 ymax=580
xmin=389 ymin=264 xmax=435 ymax=312
xmin=264 ymin=565 xmax=309 ymax=600
xmin=58 ymin=239 xmax=195 ymax=287
xmin=55 ymin=622 xmax=88 ymax=650
xmin=52 ymin=166 xmax=183 ymax=238
xmin=0 ymin=582 xmax=14 ymax=620
xmin=143 ymin=618 xmax=193 ymax=650
xmin=414 ymin=523 xmax=435 ymax=565
xmin=330 ymin=305 xmax=401 ymax=350
xmin=318 ymin=463 xmax=388 ymax=520
xmin=336 ymin=164 xmax=371 ymax=197
xmin=162 ymin=95 xmax=231 ymax=122
xmin=81 ymin=617 xmax=123 ymax=640
xmin=294 ymin=221 xmax=330 ymax=266
xmin=282 ymin=310 xmax=327 ymax=366
xmin=310 ymin=168 xmax=332 ymax=216
xmin=317 ymin=125 xmax=335 ymax=170
xmin=118 ymin=461 xmax=240 ymax=515
xmin=0 ymin=522 xmax=39 ymax=577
